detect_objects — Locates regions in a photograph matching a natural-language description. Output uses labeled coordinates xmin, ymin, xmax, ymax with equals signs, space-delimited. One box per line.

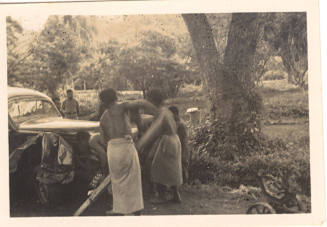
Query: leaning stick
xmin=74 ymin=174 xmax=111 ymax=216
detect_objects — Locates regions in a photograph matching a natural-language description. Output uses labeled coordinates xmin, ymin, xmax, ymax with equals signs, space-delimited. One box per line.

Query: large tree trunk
xmin=222 ymin=13 xmax=262 ymax=132
xmin=182 ymin=14 xmax=221 ymax=119
xmin=182 ymin=13 xmax=262 ymax=156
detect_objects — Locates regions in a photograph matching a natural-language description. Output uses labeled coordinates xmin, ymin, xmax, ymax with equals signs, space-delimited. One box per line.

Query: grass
xmin=262 ymin=79 xmax=298 ymax=91
xmin=262 ymin=124 xmax=309 ymax=141
xmin=261 ymin=88 xmax=308 ymax=109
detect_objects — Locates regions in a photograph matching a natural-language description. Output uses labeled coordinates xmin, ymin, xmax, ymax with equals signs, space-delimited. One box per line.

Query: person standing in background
xmin=62 ymin=89 xmax=80 ymax=119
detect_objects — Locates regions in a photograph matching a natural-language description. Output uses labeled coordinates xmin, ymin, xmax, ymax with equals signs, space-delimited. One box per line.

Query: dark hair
xmin=99 ymin=88 xmax=118 ymax=106
xmin=67 ymin=89 xmax=73 ymax=94
xmin=146 ymin=89 xmax=164 ymax=106
xmin=169 ymin=105 xmax=179 ymax=116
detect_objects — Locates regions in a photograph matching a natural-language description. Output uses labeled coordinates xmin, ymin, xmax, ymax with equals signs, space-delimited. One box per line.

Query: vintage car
xmin=8 ymin=87 xmax=152 ymax=208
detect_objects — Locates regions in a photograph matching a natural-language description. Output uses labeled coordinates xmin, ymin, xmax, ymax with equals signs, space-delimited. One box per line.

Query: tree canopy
xmin=7 ymin=13 xmax=307 ymax=98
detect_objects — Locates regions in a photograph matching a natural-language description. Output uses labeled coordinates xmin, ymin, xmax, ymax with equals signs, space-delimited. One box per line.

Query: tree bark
xmin=182 ymin=14 xmax=221 ymax=119
xmin=222 ymin=13 xmax=263 ymax=152
xmin=222 ymin=13 xmax=261 ymax=114
xmin=182 ymin=13 xmax=261 ymax=116
xmin=182 ymin=13 xmax=262 ymax=155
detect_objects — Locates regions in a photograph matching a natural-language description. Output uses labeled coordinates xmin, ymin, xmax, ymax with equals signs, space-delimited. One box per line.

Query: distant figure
xmin=62 ymin=89 xmax=79 ymax=119
xmin=169 ymin=106 xmax=190 ymax=183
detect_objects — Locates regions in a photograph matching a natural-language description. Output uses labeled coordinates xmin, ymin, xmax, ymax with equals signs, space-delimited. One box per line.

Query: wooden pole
xmin=74 ymin=174 xmax=111 ymax=216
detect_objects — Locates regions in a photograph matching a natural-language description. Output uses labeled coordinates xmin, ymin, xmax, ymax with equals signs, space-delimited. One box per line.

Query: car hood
xmin=18 ymin=117 xmax=99 ymax=133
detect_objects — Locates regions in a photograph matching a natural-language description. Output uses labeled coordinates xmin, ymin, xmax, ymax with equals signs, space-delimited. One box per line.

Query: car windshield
xmin=8 ymin=97 xmax=61 ymax=124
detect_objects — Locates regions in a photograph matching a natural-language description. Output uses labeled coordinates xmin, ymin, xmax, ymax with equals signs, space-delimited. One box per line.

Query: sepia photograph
xmin=0 ymin=0 xmax=325 ymax=226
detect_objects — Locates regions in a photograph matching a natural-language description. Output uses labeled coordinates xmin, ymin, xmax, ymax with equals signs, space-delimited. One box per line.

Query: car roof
xmin=8 ymin=86 xmax=52 ymax=101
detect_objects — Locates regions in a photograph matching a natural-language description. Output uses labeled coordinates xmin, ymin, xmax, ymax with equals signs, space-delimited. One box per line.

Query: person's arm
xmin=136 ymin=111 xmax=166 ymax=151
xmin=123 ymin=100 xmax=158 ymax=116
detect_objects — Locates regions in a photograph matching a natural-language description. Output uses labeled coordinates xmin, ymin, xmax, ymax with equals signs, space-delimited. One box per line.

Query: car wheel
xmin=246 ymin=202 xmax=276 ymax=214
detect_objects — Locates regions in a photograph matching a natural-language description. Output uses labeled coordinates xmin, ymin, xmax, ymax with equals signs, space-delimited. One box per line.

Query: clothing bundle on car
xmin=35 ymin=133 xmax=75 ymax=185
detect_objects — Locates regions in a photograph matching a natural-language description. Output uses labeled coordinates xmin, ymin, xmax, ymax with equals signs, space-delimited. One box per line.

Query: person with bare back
xmin=99 ymin=88 xmax=157 ymax=216
xmin=137 ymin=89 xmax=183 ymax=204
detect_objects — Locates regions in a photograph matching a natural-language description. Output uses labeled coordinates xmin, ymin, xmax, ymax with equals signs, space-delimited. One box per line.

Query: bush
xmin=188 ymin=120 xmax=311 ymax=196
xmin=190 ymin=117 xmax=264 ymax=159
xmin=189 ymin=147 xmax=310 ymax=196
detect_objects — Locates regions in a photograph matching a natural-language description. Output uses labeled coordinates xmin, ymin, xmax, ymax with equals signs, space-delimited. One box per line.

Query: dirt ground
xmin=11 ymin=181 xmax=260 ymax=217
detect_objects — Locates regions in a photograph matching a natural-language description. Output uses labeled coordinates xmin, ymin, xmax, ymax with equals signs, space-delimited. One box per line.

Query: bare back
xmin=100 ymin=103 xmax=132 ymax=143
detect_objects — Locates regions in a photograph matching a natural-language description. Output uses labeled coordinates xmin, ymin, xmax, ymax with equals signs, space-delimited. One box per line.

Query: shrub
xmin=188 ymin=120 xmax=311 ymax=196
xmin=190 ymin=118 xmax=265 ymax=159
